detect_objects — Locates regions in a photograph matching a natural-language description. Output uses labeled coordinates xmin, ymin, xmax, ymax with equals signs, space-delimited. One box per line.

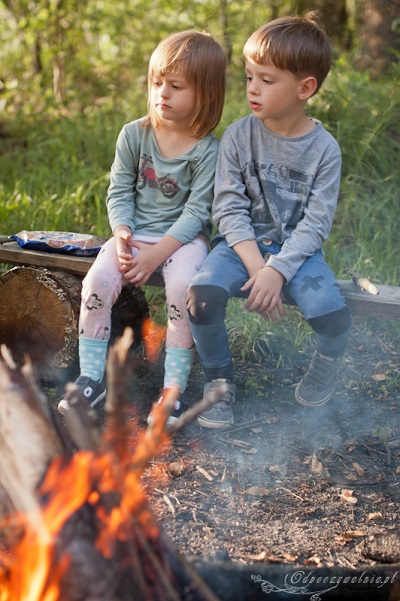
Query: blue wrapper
xmin=12 ymin=230 xmax=106 ymax=256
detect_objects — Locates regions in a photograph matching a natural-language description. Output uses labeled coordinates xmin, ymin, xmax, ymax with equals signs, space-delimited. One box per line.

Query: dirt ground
xmin=49 ymin=316 xmax=400 ymax=578
xmin=118 ymin=317 xmax=400 ymax=574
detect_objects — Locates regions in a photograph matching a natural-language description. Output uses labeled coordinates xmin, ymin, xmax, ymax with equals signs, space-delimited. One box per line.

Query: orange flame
xmin=141 ymin=317 xmax=166 ymax=364
xmin=0 ymin=414 xmax=172 ymax=601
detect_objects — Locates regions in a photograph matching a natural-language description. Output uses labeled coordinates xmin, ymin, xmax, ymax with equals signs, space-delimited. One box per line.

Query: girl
xmin=58 ymin=30 xmax=226 ymax=423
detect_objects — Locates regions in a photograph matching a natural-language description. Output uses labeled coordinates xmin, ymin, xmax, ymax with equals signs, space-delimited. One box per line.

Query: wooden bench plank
xmin=0 ymin=239 xmax=94 ymax=276
xmin=1 ymin=239 xmax=399 ymax=320
xmin=336 ymin=280 xmax=400 ymax=321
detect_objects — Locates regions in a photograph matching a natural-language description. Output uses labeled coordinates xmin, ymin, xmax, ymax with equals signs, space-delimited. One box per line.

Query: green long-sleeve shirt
xmin=106 ymin=118 xmax=219 ymax=244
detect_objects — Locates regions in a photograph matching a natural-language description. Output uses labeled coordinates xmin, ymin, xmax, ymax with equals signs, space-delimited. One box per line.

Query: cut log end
xmin=0 ymin=266 xmax=149 ymax=370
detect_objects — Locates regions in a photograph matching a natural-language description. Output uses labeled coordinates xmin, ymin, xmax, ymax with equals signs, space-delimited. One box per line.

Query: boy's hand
xmin=241 ymin=266 xmax=285 ymax=322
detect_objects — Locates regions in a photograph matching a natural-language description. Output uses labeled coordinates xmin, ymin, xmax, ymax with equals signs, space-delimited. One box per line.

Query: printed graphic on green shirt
xmin=137 ymin=154 xmax=180 ymax=198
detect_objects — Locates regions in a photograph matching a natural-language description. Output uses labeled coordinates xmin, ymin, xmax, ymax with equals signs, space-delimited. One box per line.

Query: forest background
xmin=0 ymin=0 xmax=399 ymax=361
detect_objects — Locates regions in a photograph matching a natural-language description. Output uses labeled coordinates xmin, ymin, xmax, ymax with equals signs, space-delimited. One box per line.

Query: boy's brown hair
xmin=243 ymin=14 xmax=332 ymax=94
xmin=144 ymin=30 xmax=226 ymax=138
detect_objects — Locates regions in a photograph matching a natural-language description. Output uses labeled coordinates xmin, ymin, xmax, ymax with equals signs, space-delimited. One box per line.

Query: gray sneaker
xmin=295 ymin=352 xmax=342 ymax=407
xmin=58 ymin=375 xmax=106 ymax=415
xmin=197 ymin=380 xmax=236 ymax=428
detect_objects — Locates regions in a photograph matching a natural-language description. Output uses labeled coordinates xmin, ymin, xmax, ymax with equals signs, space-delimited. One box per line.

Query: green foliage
xmin=1 ymin=3 xmax=399 ymax=363
xmin=226 ymin=299 xmax=314 ymax=362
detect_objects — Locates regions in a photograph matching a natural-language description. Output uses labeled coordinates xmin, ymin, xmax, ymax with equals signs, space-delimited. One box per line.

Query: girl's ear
xmin=298 ymin=76 xmax=317 ymax=100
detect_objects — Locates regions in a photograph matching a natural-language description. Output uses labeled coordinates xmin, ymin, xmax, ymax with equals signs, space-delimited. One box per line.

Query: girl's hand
xmin=241 ymin=266 xmax=285 ymax=322
xmin=114 ymin=226 xmax=134 ymax=264
xmin=120 ymin=240 xmax=161 ymax=286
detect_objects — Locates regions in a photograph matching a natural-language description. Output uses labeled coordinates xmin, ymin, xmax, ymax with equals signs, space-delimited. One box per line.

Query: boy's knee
xmin=187 ymin=285 xmax=228 ymax=324
xmin=308 ymin=306 xmax=352 ymax=337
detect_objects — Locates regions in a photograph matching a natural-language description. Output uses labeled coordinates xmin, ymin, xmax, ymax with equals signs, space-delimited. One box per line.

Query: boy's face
xmin=244 ymin=59 xmax=306 ymax=128
xmin=150 ymin=70 xmax=196 ymax=127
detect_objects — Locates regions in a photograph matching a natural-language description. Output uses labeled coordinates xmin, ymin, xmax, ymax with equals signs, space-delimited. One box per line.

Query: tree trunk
xmin=289 ymin=0 xmax=350 ymax=48
xmin=53 ymin=53 xmax=66 ymax=103
xmin=357 ymin=0 xmax=400 ymax=75
xmin=219 ymin=0 xmax=232 ymax=64
xmin=0 ymin=266 xmax=149 ymax=373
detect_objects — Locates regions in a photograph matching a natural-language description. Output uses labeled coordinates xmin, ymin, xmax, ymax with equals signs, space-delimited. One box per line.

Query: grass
xmin=1 ymin=56 xmax=399 ymax=361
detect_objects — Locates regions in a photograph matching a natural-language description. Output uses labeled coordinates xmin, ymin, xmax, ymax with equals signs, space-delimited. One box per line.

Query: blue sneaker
xmin=58 ymin=375 xmax=106 ymax=415
xmin=147 ymin=389 xmax=188 ymax=427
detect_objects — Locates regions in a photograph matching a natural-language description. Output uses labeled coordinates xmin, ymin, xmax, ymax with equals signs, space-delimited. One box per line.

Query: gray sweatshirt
xmin=212 ymin=114 xmax=342 ymax=283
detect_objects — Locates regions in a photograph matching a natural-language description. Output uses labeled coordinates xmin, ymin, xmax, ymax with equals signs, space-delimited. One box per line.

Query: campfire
xmin=0 ymin=328 xmax=220 ymax=601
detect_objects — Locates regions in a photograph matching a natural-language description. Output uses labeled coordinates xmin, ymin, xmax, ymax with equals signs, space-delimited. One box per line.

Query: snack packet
xmin=12 ymin=231 xmax=106 ymax=256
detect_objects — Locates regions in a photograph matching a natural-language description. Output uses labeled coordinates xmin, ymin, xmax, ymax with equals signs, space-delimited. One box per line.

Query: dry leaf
xmin=243 ymin=550 xmax=268 ymax=562
xmin=371 ymin=373 xmax=387 ymax=382
xmin=269 ymin=465 xmax=281 ymax=473
xmin=343 ymin=530 xmax=365 ymax=538
xmin=334 ymin=534 xmax=350 ymax=546
xmin=244 ymin=486 xmax=270 ymax=497
xmin=338 ymin=489 xmax=358 ymax=504
xmin=166 ymin=460 xmax=187 ymax=478
xmin=352 ymin=461 xmax=366 ymax=477
xmin=311 ymin=452 xmax=330 ymax=478
xmin=228 ymin=438 xmax=251 ymax=448
xmin=196 ymin=465 xmax=213 ymax=481
xmin=162 ymin=494 xmax=175 ymax=516
xmin=367 ymin=511 xmax=383 ymax=521
xmin=395 ymin=466 xmax=400 ymax=474
xmin=283 ymin=553 xmax=298 ymax=562
xmin=344 ymin=472 xmax=359 ymax=482
xmin=304 ymin=555 xmax=322 ymax=566
xmin=263 ymin=554 xmax=285 ymax=563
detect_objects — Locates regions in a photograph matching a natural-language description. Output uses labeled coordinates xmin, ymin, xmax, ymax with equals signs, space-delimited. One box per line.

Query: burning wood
xmin=0 ymin=330 xmax=219 ymax=601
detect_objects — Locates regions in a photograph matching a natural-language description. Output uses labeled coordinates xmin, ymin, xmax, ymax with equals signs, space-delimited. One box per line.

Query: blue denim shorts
xmin=191 ymin=239 xmax=347 ymax=321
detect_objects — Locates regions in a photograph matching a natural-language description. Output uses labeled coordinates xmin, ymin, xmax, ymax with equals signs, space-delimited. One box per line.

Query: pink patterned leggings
xmin=79 ymin=235 xmax=208 ymax=349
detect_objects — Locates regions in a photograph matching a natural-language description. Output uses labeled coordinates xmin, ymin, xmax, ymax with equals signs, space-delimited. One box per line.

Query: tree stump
xmin=0 ymin=266 xmax=149 ymax=372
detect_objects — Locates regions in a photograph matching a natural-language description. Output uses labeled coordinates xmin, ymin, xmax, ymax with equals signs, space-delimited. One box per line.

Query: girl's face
xmin=150 ymin=71 xmax=196 ymax=128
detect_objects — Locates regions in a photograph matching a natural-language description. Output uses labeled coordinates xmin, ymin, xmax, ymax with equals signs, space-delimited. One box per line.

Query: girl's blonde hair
xmin=243 ymin=14 xmax=332 ymax=94
xmin=144 ymin=30 xmax=226 ymax=138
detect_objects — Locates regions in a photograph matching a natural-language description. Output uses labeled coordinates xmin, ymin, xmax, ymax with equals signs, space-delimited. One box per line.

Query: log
xmin=0 ymin=266 xmax=149 ymax=372
xmin=0 ymin=347 xmax=62 ymax=520
xmin=196 ymin=560 xmax=400 ymax=601
xmin=2 ymin=239 xmax=400 ymax=320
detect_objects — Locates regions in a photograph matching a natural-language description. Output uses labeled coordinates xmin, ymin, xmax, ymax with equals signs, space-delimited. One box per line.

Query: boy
xmin=186 ymin=15 xmax=352 ymax=428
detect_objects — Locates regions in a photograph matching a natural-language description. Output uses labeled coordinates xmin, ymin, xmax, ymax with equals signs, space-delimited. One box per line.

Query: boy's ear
xmin=298 ymin=76 xmax=317 ymax=100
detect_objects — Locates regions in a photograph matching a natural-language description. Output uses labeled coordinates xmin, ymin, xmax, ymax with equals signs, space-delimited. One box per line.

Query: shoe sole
xmin=57 ymin=400 xmax=69 ymax=416
xmin=147 ymin=414 xmax=181 ymax=427
xmin=294 ymin=383 xmax=334 ymax=407
xmin=57 ymin=389 xmax=106 ymax=415
xmin=197 ymin=415 xmax=234 ymax=428
xmin=89 ymin=390 xmax=107 ymax=408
